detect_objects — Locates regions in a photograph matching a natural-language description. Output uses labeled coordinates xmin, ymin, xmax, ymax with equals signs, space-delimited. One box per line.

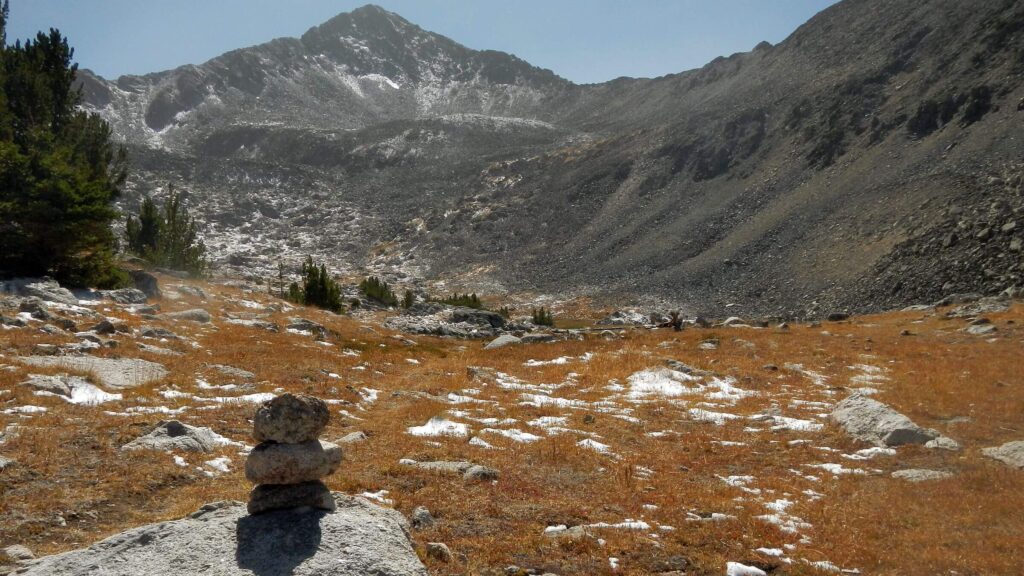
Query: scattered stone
xmin=247 ymin=481 xmax=336 ymax=515
xmin=484 ymin=334 xmax=521 ymax=350
xmin=160 ymin=308 xmax=213 ymax=323
xmin=964 ymin=324 xmax=997 ymax=335
xmin=410 ymin=506 xmax=434 ymax=530
xmin=20 ymin=279 xmax=78 ymax=306
xmin=425 ymin=542 xmax=452 ymax=563
xmin=925 ymin=436 xmax=961 ymax=451
xmin=89 ymin=319 xmax=120 ymax=335
xmin=19 ymin=355 xmax=168 ymax=389
xmin=285 ymin=318 xmax=328 ymax=340
xmin=253 ymin=394 xmax=330 ymax=444
xmin=338 ymin=431 xmax=368 ymax=444
xmin=3 ymin=544 xmax=34 ymax=561
xmin=245 ymin=440 xmax=342 ymax=485
xmin=463 ymin=464 xmax=500 ymax=482
xmin=140 ymin=326 xmax=179 ymax=339
xmin=16 ymin=496 xmax=426 ymax=576
xmin=892 ymin=469 xmax=954 ymax=482
xmin=210 ymin=364 xmax=255 ymax=380
xmin=597 ymin=310 xmax=649 ymax=326
xmin=831 ymin=394 xmax=941 ymax=447
xmin=122 ymin=420 xmax=232 ymax=453
xmin=174 ymin=285 xmax=208 ymax=300
xmin=982 ymin=440 xmax=1024 ymax=469
xmin=102 ymin=288 xmax=148 ymax=304
xmin=698 ymin=338 xmax=719 ymax=350
xmin=0 ymin=456 xmax=15 ymax=472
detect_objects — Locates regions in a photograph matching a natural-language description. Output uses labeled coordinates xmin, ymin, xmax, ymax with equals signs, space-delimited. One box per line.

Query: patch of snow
xmin=407 ymin=417 xmax=469 ymax=438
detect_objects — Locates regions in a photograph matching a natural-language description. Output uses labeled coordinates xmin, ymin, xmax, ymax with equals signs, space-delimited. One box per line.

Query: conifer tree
xmin=0 ymin=2 xmax=128 ymax=286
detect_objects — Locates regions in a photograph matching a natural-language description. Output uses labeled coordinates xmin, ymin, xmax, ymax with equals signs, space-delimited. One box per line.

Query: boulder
xmin=463 ymin=464 xmax=500 ymax=481
xmin=425 ymin=542 xmax=452 ymax=563
xmin=982 ymin=440 xmax=1024 ymax=469
xmin=520 ymin=333 xmax=559 ymax=344
xmin=338 ymin=431 xmax=368 ymax=444
xmin=20 ymin=279 xmax=78 ymax=306
xmin=596 ymin=310 xmax=649 ymax=326
xmin=160 ymin=308 xmax=212 ymax=323
xmin=410 ymin=506 xmax=434 ymax=529
xmin=245 ymin=440 xmax=342 ymax=485
xmin=247 ymin=481 xmax=336 ymax=515
xmin=831 ymin=395 xmax=940 ymax=447
xmin=102 ymin=288 xmax=148 ymax=304
xmin=18 ymin=356 xmax=167 ymax=389
xmin=129 ymin=270 xmax=161 ymax=298
xmin=451 ymin=307 xmax=505 ymax=328
xmin=484 ymin=334 xmax=521 ymax=350
xmin=891 ymin=469 xmax=954 ymax=482
xmin=287 ymin=318 xmax=328 ymax=338
xmin=399 ymin=459 xmax=499 ymax=481
xmin=253 ymin=394 xmax=330 ymax=444
xmin=16 ymin=496 xmax=426 ymax=576
xmin=4 ymin=544 xmax=34 ymax=561
xmin=122 ymin=420 xmax=231 ymax=453
xmin=209 ymin=364 xmax=255 ymax=380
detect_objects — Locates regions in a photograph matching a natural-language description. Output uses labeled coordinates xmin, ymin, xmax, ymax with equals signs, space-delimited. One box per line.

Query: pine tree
xmin=359 ymin=276 xmax=398 ymax=307
xmin=0 ymin=4 xmax=128 ymax=286
xmin=124 ymin=186 xmax=206 ymax=275
xmin=286 ymin=256 xmax=342 ymax=312
xmin=402 ymin=289 xmax=415 ymax=309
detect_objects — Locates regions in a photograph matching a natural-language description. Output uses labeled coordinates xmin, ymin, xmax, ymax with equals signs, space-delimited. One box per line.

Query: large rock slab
xmin=831 ymin=395 xmax=940 ymax=447
xmin=253 ymin=394 xmax=330 ymax=444
xmin=245 ymin=440 xmax=342 ymax=484
xmin=982 ymin=440 xmax=1024 ymax=469
xmin=160 ymin=308 xmax=212 ymax=323
xmin=483 ymin=334 xmax=521 ymax=350
xmin=17 ymin=279 xmax=78 ymax=306
xmin=14 ymin=496 xmax=427 ymax=576
xmin=122 ymin=420 xmax=235 ymax=453
xmin=18 ymin=356 xmax=167 ymax=389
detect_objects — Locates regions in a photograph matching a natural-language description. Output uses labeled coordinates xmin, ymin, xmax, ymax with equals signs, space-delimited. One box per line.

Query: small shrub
xmin=285 ymin=256 xmax=343 ymax=313
xmin=532 ymin=307 xmax=554 ymax=327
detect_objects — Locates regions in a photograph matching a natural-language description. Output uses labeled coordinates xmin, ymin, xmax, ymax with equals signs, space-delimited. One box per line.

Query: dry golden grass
xmin=1 ymin=277 xmax=1022 ymax=575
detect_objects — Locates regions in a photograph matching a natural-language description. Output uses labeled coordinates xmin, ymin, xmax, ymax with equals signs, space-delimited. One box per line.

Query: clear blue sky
xmin=6 ymin=0 xmax=838 ymax=84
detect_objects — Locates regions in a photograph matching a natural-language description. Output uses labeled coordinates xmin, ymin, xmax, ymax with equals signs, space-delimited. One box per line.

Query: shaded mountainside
xmin=79 ymin=0 xmax=1024 ymax=316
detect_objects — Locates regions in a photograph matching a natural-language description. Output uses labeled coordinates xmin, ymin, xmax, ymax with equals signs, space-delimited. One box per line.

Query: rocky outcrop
xmin=891 ymin=469 xmax=954 ymax=482
xmin=122 ymin=420 xmax=235 ymax=453
xmin=831 ymin=395 xmax=950 ymax=447
xmin=159 ymin=308 xmax=212 ymax=323
xmin=14 ymin=498 xmax=427 ymax=575
xmin=18 ymin=356 xmax=168 ymax=389
xmin=982 ymin=440 xmax=1024 ymax=469
xmin=484 ymin=334 xmax=521 ymax=349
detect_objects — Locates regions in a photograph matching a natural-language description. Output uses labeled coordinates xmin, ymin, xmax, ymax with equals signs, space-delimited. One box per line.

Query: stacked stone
xmin=245 ymin=393 xmax=343 ymax=515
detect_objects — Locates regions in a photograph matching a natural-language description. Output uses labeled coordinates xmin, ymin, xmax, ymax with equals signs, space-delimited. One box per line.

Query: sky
xmin=5 ymin=1 xmax=839 ymax=84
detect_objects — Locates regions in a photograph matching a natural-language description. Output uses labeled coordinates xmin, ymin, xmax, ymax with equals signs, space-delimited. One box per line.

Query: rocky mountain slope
xmin=78 ymin=1 xmax=1024 ymax=317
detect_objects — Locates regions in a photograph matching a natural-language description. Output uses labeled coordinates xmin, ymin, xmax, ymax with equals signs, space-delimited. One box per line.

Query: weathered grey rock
xmin=16 ymin=496 xmax=426 ymax=576
xmin=18 ymin=356 xmax=167 ymax=389
xmin=101 ymin=288 xmax=148 ymax=304
xmin=247 ymin=481 xmax=336 ymax=515
xmin=831 ymin=395 xmax=940 ymax=447
xmin=891 ymin=469 xmax=954 ymax=482
xmin=400 ymin=459 xmax=475 ymax=474
xmin=451 ymin=307 xmax=505 ymax=328
xmin=89 ymin=319 xmax=121 ymax=335
xmin=19 ymin=374 xmax=75 ymax=396
xmin=543 ymin=525 xmax=593 ymax=543
xmin=287 ymin=318 xmax=328 ymax=338
xmin=160 ymin=308 xmax=212 ymax=323
xmin=210 ymin=364 xmax=254 ymax=380
xmin=596 ymin=310 xmax=649 ymax=326
xmin=946 ymin=297 xmax=1010 ymax=318
xmin=484 ymin=334 xmax=521 ymax=350
xmin=129 ymin=270 xmax=161 ymax=298
xmin=122 ymin=420 xmax=231 ymax=453
xmin=173 ymin=285 xmax=207 ymax=300
xmin=338 ymin=431 xmax=368 ymax=444
xmin=4 ymin=544 xmax=34 ymax=561
xmin=925 ymin=436 xmax=961 ymax=451
xmin=245 ymin=440 xmax=342 ymax=485
xmin=520 ymin=333 xmax=559 ymax=344
xmin=19 ymin=297 xmax=52 ymax=320
xmin=0 ymin=456 xmax=15 ymax=472
xmin=253 ymin=393 xmax=330 ymax=444
xmin=139 ymin=326 xmax=179 ymax=339
xmin=425 ymin=542 xmax=452 ymax=563
xmin=410 ymin=506 xmax=434 ymax=529
xmin=964 ymin=324 xmax=997 ymax=335
xmin=982 ymin=440 xmax=1024 ymax=469
xmin=463 ymin=464 xmax=499 ymax=482
xmin=20 ymin=280 xmax=78 ymax=306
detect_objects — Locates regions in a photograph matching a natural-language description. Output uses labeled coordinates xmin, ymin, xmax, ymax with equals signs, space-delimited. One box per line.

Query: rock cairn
xmin=245 ymin=393 xmax=343 ymax=515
